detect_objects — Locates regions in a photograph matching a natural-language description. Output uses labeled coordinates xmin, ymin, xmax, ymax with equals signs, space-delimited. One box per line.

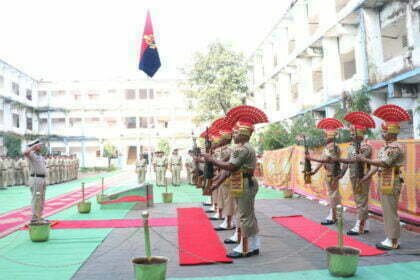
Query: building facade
xmin=0 ymin=59 xmax=195 ymax=167
xmin=247 ymin=0 xmax=420 ymax=139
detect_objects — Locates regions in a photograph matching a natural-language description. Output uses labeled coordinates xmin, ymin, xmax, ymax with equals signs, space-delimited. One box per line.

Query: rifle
xmin=354 ymin=138 xmax=364 ymax=187
xmin=203 ymin=127 xmax=214 ymax=179
xmin=303 ymin=135 xmax=312 ymax=184
xmin=332 ymin=135 xmax=341 ymax=178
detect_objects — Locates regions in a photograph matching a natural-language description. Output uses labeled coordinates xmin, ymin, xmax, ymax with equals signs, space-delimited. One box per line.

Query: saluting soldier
xmin=306 ymin=118 xmax=344 ymax=225
xmin=336 ymin=112 xmax=375 ymax=235
xmin=136 ymin=153 xmax=148 ymax=184
xmin=169 ymin=149 xmax=182 ymax=186
xmin=202 ymin=105 xmax=268 ymax=258
xmin=357 ymin=105 xmax=410 ymax=250
xmin=24 ymin=139 xmax=48 ymax=223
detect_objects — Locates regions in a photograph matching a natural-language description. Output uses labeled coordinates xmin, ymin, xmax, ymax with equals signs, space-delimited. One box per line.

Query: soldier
xmin=357 ymin=105 xmax=410 ymax=250
xmin=154 ymin=151 xmax=167 ymax=186
xmin=214 ymin=127 xmax=235 ymax=231
xmin=14 ymin=156 xmax=24 ymax=186
xmin=185 ymin=150 xmax=194 ymax=185
xmin=306 ymin=118 xmax=344 ymax=225
xmin=169 ymin=149 xmax=182 ymax=186
xmin=209 ymin=132 xmax=223 ymax=220
xmin=24 ymin=139 xmax=48 ymax=223
xmin=59 ymin=156 xmax=65 ymax=183
xmin=0 ymin=156 xmax=6 ymax=189
xmin=22 ymin=156 xmax=29 ymax=186
xmin=136 ymin=153 xmax=147 ymax=184
xmin=53 ymin=155 xmax=59 ymax=184
xmin=202 ymin=105 xmax=268 ymax=258
xmin=7 ymin=157 xmax=15 ymax=186
xmin=336 ymin=112 xmax=375 ymax=235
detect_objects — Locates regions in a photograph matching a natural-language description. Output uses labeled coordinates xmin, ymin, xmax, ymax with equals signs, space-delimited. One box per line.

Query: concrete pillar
xmin=297 ymin=58 xmax=315 ymax=107
xmin=354 ymin=11 xmax=369 ymax=86
xmin=278 ymin=72 xmax=292 ymax=118
xmin=293 ymin=1 xmax=310 ymax=48
xmin=319 ymin=0 xmax=337 ymax=28
xmin=406 ymin=3 xmax=420 ymax=49
xmin=360 ymin=8 xmax=383 ymax=84
xmin=322 ymin=37 xmax=342 ymax=97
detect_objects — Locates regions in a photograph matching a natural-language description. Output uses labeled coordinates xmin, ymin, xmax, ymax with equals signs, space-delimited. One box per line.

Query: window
xmin=0 ymin=75 xmax=4 ymax=88
xmin=12 ymin=82 xmax=19 ymax=95
xmin=26 ymin=117 xmax=33 ymax=130
xmin=125 ymin=89 xmax=136 ymax=100
xmin=0 ymin=110 xmax=3 ymax=124
xmin=139 ymin=117 xmax=148 ymax=128
xmin=26 ymin=89 xmax=32 ymax=100
xmin=69 ymin=118 xmax=82 ymax=127
xmin=139 ymin=89 xmax=148 ymax=99
xmin=88 ymin=93 xmax=99 ymax=101
xmin=105 ymin=117 xmax=117 ymax=127
xmin=149 ymin=89 xmax=154 ymax=99
xmin=125 ymin=117 xmax=136 ymax=128
xmin=12 ymin=114 xmax=19 ymax=128
xmin=38 ymin=90 xmax=47 ymax=98
xmin=107 ymin=89 xmax=116 ymax=94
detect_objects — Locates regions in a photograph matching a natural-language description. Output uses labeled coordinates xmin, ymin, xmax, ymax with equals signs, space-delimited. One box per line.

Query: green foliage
xmin=182 ymin=41 xmax=248 ymax=124
xmin=3 ymin=134 xmax=22 ymax=157
xmin=157 ymin=139 xmax=170 ymax=155
xmin=290 ymin=113 xmax=326 ymax=147
xmin=257 ymin=123 xmax=292 ymax=151
xmin=333 ymin=87 xmax=372 ymax=122
xmin=103 ymin=143 xmax=118 ymax=158
xmin=102 ymin=142 xmax=118 ymax=168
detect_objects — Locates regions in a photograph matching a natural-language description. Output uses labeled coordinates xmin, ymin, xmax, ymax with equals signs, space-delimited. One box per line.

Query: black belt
xmin=242 ymin=173 xmax=254 ymax=178
xmin=31 ymin=174 xmax=45 ymax=178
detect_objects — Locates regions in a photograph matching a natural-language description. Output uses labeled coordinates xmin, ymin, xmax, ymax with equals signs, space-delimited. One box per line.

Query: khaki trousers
xmin=350 ymin=178 xmax=370 ymax=221
xmin=171 ymin=166 xmax=181 ymax=185
xmin=236 ymin=177 xmax=259 ymax=238
xmin=137 ymin=168 xmax=146 ymax=184
xmin=326 ymin=176 xmax=341 ymax=209
xmin=30 ymin=177 xmax=46 ymax=220
xmin=380 ymin=187 xmax=401 ymax=239
xmin=156 ymin=167 xmax=166 ymax=186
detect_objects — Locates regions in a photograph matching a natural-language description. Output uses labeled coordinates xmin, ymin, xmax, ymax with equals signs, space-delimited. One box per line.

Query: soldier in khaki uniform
xmin=136 ymin=154 xmax=147 ymax=184
xmin=53 ymin=156 xmax=59 ymax=184
xmin=209 ymin=133 xmax=223 ymax=220
xmin=214 ymin=127 xmax=235 ymax=231
xmin=336 ymin=112 xmax=375 ymax=235
xmin=306 ymin=118 xmax=344 ymax=225
xmin=202 ymin=105 xmax=268 ymax=258
xmin=169 ymin=149 xmax=182 ymax=186
xmin=6 ymin=157 xmax=15 ymax=186
xmin=357 ymin=105 xmax=410 ymax=250
xmin=154 ymin=151 xmax=167 ymax=186
xmin=185 ymin=150 xmax=194 ymax=185
xmin=14 ymin=156 xmax=24 ymax=186
xmin=24 ymin=139 xmax=48 ymax=223
xmin=22 ymin=156 xmax=29 ymax=186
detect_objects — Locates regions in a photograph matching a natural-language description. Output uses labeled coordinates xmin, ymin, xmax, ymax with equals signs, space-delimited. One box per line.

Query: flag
xmin=139 ymin=11 xmax=161 ymax=77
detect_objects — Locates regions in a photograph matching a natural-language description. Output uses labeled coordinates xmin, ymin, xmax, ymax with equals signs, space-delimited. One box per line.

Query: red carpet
xmin=272 ymin=215 xmax=385 ymax=256
xmin=0 ymin=174 xmax=127 ymax=238
xmin=177 ymin=207 xmax=232 ymax=265
xmin=22 ymin=218 xmax=177 ymax=229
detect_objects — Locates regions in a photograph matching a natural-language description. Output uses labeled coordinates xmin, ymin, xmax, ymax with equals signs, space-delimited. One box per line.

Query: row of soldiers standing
xmin=192 ymin=105 xmax=269 ymax=259
xmin=0 ymin=156 xmax=30 ymax=187
xmin=45 ymin=155 xmax=79 ymax=185
xmin=135 ymin=150 xmax=184 ymax=186
xmin=305 ymin=104 xmax=410 ymax=251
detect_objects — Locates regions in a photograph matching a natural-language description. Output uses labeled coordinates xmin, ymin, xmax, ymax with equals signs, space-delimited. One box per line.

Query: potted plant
xmin=77 ymin=182 xmax=91 ymax=213
xmin=161 ymin=178 xmax=173 ymax=203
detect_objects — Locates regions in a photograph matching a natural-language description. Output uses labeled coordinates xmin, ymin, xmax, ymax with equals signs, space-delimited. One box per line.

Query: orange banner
xmin=262 ymin=140 xmax=420 ymax=225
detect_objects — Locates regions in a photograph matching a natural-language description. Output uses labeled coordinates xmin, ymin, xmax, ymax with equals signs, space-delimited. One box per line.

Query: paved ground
xmin=72 ymin=195 xmax=420 ymax=280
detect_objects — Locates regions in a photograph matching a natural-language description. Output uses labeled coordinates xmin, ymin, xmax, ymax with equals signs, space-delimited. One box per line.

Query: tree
xmin=157 ymin=139 xmax=170 ymax=155
xmin=257 ymin=122 xmax=292 ymax=151
xmin=103 ymin=143 xmax=118 ymax=168
xmin=182 ymin=41 xmax=248 ymax=124
xmin=290 ymin=113 xmax=326 ymax=147
xmin=1 ymin=133 xmax=22 ymax=157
